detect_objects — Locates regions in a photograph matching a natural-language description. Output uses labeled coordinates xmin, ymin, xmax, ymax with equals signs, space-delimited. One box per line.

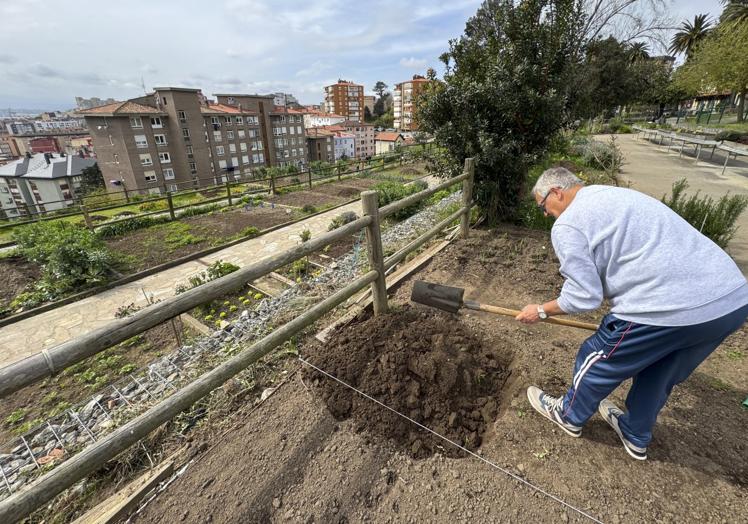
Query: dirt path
xmin=133 ymin=228 xmax=747 ymax=523
xmin=613 ymin=133 xmax=748 ymax=273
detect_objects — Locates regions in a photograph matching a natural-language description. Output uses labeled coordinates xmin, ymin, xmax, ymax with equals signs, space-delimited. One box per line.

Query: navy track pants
xmin=560 ymin=303 xmax=748 ymax=448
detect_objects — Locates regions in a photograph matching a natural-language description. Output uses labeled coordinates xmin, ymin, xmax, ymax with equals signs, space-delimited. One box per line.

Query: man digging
xmin=516 ymin=167 xmax=748 ymax=460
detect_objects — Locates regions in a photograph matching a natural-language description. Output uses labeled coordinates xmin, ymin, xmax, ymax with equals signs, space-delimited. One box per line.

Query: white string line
xmin=298 ymin=356 xmax=605 ymax=524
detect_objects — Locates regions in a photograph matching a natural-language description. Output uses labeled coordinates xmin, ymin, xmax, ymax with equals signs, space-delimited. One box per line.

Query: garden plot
xmin=106 ymin=206 xmax=300 ymax=274
xmin=133 ymin=227 xmax=747 ymax=524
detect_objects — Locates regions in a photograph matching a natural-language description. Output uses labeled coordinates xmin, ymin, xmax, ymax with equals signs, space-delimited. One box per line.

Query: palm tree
xmin=628 ymin=41 xmax=650 ymax=63
xmin=721 ymin=0 xmax=748 ymax=24
xmin=668 ymin=14 xmax=713 ymax=59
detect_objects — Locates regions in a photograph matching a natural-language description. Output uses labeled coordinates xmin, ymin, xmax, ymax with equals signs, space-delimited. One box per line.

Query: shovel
xmin=411 ymin=280 xmax=598 ymax=331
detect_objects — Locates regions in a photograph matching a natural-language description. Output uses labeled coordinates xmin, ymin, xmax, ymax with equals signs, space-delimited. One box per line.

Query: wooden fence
xmin=0 ymin=158 xmax=475 ymax=523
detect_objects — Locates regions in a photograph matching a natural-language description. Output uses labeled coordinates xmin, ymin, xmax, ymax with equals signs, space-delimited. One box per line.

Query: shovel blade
xmin=410 ymin=280 xmax=465 ymax=314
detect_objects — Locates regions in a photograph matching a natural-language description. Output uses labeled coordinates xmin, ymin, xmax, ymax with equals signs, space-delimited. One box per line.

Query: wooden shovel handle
xmin=463 ymin=300 xmax=599 ymax=331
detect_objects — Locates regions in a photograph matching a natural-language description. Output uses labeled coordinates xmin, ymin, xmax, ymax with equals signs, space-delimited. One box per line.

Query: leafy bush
xmin=661 ymin=179 xmax=748 ymax=248
xmin=96 ymin=215 xmax=170 ymax=238
xmin=176 ymin=259 xmax=241 ymax=294
xmin=241 ymin=226 xmax=260 ymax=237
xmin=302 ymin=204 xmax=317 ymax=214
xmin=328 ymin=211 xmax=359 ymax=231
xmin=138 ymin=200 xmax=168 ymax=212
xmin=570 ymin=137 xmax=623 ymax=176
xmin=373 ymin=180 xmax=428 ymax=220
xmin=177 ymin=203 xmax=220 ymax=219
xmin=715 ymin=130 xmax=748 ymax=144
xmin=12 ymin=221 xmax=114 ymax=305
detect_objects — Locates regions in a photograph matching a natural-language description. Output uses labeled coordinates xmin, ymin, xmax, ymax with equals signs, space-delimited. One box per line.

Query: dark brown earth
xmin=267 ymin=189 xmax=347 ymax=209
xmin=305 ymin=307 xmax=510 ymax=458
xmin=71 ymin=227 xmax=748 ymax=523
xmin=0 ymin=256 xmax=40 ymax=313
xmin=107 ymin=207 xmax=298 ymax=274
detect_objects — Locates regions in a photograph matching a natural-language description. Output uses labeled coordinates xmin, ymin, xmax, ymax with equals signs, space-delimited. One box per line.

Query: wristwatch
xmin=537 ymin=305 xmax=548 ymax=320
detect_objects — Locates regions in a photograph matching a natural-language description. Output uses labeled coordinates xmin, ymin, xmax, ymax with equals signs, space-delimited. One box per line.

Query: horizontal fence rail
xmin=0 ymin=157 xmax=474 ymax=522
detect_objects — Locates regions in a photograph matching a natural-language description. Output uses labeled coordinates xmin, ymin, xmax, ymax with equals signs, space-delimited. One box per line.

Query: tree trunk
xmin=737 ymin=88 xmax=746 ymax=123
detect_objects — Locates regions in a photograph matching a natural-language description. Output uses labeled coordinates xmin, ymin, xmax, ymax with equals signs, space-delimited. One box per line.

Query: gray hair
xmin=531 ymin=167 xmax=583 ymax=197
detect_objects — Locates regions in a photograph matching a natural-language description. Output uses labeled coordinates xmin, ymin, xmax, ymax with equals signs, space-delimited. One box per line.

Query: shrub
xmin=299 ymin=229 xmax=311 ymax=242
xmin=715 ymin=130 xmax=748 ymax=144
xmin=661 ymin=179 xmax=748 ymax=248
xmin=328 ymin=211 xmax=359 ymax=231
xmin=96 ymin=215 xmax=170 ymax=238
xmin=12 ymin=221 xmax=115 ymax=306
xmin=138 ymin=200 xmax=168 ymax=212
xmin=241 ymin=226 xmax=260 ymax=238
xmin=177 ymin=203 xmax=220 ymax=219
xmin=373 ymin=180 xmax=428 ymax=220
xmin=302 ymin=204 xmax=317 ymax=214
xmin=570 ymin=137 xmax=623 ymax=178
xmin=176 ymin=259 xmax=241 ymax=294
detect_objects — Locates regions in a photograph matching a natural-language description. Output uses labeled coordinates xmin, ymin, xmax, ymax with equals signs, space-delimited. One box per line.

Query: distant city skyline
xmin=0 ymin=0 xmax=724 ymax=111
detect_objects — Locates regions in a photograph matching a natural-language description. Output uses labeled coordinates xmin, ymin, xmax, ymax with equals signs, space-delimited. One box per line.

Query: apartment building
xmin=302 ymin=109 xmax=346 ymax=129
xmin=0 ymin=152 xmax=93 ymax=218
xmin=269 ymin=106 xmax=308 ymax=169
xmin=393 ymin=75 xmax=432 ymax=131
xmin=306 ymin=128 xmax=335 ymax=163
xmin=339 ymin=121 xmax=375 ymax=159
xmin=324 ymin=80 xmax=364 ymax=122
xmin=82 ymin=87 xmax=264 ymax=194
xmin=333 ymin=133 xmax=355 ymax=160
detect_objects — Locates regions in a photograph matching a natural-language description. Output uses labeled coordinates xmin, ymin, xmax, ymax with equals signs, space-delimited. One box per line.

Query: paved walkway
xmin=0 ymin=200 xmax=362 ymax=368
xmin=613 ymin=133 xmax=748 ymax=274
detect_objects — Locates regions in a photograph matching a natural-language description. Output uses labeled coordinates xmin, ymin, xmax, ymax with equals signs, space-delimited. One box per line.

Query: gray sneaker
xmin=526 ymin=386 xmax=582 ymax=437
xmin=598 ymin=399 xmax=647 ymax=461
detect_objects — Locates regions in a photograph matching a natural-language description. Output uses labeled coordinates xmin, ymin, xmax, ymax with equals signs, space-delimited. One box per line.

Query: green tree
xmin=79 ymin=163 xmax=105 ymax=195
xmin=418 ymin=0 xmax=583 ymax=223
xmin=669 ymin=14 xmax=713 ymax=59
xmin=627 ymin=41 xmax=649 ymax=63
xmin=373 ymin=81 xmax=388 ymax=98
xmin=721 ymin=0 xmax=748 ymax=24
xmin=674 ymin=20 xmax=748 ymax=121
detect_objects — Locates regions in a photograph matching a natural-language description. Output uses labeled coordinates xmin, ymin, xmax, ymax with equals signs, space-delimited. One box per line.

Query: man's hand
xmin=516 ymin=304 xmax=542 ymax=324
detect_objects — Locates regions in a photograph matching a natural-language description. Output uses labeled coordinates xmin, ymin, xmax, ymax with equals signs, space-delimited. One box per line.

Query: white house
xmin=333 ymin=133 xmax=355 ymax=160
xmin=374 ymin=132 xmax=405 ymax=155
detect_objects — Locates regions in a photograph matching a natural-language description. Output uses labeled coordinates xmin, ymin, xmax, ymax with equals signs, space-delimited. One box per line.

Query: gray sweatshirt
xmin=552 ymin=185 xmax=748 ymax=326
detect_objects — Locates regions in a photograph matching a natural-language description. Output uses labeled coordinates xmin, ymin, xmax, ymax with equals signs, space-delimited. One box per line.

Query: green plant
xmin=5 ymin=409 xmax=26 ymax=425
xmin=96 ymin=215 xmax=170 ymax=238
xmin=328 ymin=211 xmax=359 ymax=231
xmin=302 ymin=204 xmax=317 ymax=214
xmin=373 ymin=180 xmax=428 ymax=220
xmin=299 ymin=229 xmax=311 ymax=242
xmin=253 ymin=293 xmax=263 ymax=300
xmin=12 ymin=221 xmax=115 ymax=306
xmin=661 ymin=179 xmax=748 ymax=248
xmin=241 ymin=226 xmax=260 ymax=238
xmin=119 ymin=363 xmax=137 ymax=375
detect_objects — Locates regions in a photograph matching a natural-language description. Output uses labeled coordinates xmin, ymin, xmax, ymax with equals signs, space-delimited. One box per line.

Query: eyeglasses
xmin=537 ymin=189 xmax=555 ymax=214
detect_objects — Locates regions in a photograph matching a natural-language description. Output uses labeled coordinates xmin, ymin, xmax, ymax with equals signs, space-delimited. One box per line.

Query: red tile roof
xmin=79 ymin=101 xmax=164 ymax=116
xmin=306 ymin=128 xmax=335 ymax=138
xmin=375 ymin=132 xmax=404 ymax=142
xmin=200 ymin=102 xmax=257 ymax=115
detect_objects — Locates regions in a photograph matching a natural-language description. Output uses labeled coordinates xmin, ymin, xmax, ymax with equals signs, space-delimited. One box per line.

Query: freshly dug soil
xmin=0 ymin=256 xmax=41 ymax=313
xmin=304 ymin=306 xmax=511 ymax=458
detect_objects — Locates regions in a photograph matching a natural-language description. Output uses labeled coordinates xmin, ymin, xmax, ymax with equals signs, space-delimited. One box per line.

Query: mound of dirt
xmin=304 ymin=306 xmax=510 ymax=458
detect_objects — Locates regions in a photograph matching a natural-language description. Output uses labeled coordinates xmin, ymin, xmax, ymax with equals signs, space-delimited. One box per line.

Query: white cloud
xmin=399 ymin=57 xmax=428 ymax=69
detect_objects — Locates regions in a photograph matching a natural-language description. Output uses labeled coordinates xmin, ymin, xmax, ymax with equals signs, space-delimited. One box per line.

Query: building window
xmin=216 ymin=145 xmax=225 ymax=156
xmin=186 ymin=145 xmax=193 ymax=155
xmin=238 ymin=129 xmax=245 ymax=138
xmin=189 ymin=161 xmax=197 ymax=173
xmin=296 ymin=126 xmax=302 ymax=134
xmin=154 ymin=134 xmax=167 ymax=145
xmin=248 ymin=129 xmax=258 ymax=138
xmin=140 ymin=154 xmax=153 ymax=166
xmin=227 ymin=130 xmax=234 ymax=139
xmin=169 ymin=184 xmax=178 ymax=192
xmin=150 ymin=117 xmax=163 ymax=128
xmin=227 ymin=97 xmax=235 ymax=105
xmin=177 ymin=110 xmax=187 ymax=122
xmin=240 ymin=142 xmax=247 ymax=152
xmin=113 ymin=153 xmax=119 ymax=163
xmin=108 ymin=135 xmax=114 ymax=146
xmin=218 ymin=159 xmax=227 ymax=169
xmin=229 ymin=144 xmax=236 ymax=153
xmin=182 ymin=128 xmax=190 ymax=138
xmin=134 ymin=135 xmax=148 ymax=148
xmin=224 ymin=117 xmax=232 ymax=125
xmin=130 ymin=116 xmax=142 ymax=128
xmin=211 ymin=116 xmax=220 ymax=125
xmin=235 ymin=116 xmax=243 ymax=124
xmin=163 ymin=168 xmax=175 ymax=180
xmin=242 ymin=155 xmax=249 ymax=164
xmin=213 ymin=131 xmax=222 ymax=141
xmin=158 ymin=152 xmax=171 ymax=163
xmin=144 ymin=170 xmax=157 ymax=182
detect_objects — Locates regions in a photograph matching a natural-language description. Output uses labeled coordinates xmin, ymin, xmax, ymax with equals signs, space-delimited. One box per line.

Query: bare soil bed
xmin=107 ymin=206 xmax=298 ymax=274
xmin=97 ymin=227 xmax=748 ymax=523
xmin=0 ymin=256 xmax=40 ymax=314
xmin=266 ymin=189 xmax=347 ymax=210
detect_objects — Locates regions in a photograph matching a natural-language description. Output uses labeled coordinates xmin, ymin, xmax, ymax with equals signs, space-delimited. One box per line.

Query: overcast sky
xmin=0 ymin=0 xmax=725 ymax=111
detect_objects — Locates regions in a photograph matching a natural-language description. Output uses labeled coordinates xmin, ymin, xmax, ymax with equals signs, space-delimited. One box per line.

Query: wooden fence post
xmin=361 ymin=191 xmax=388 ymax=315
xmin=308 ymin=169 xmax=313 ymax=189
xmin=80 ymin=205 xmax=94 ymax=232
xmin=461 ymin=157 xmax=475 ymax=239
xmin=269 ymin=171 xmax=276 ymax=196
xmin=225 ymin=181 xmax=233 ymax=206
xmin=166 ymin=192 xmax=175 ymax=220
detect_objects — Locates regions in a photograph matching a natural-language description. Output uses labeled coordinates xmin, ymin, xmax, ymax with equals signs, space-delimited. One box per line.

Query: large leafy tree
xmin=674 ymin=19 xmax=748 ymax=121
xmin=418 ymin=0 xmax=583 ymax=223
xmin=668 ymin=14 xmax=713 ymax=59
xmin=721 ymin=0 xmax=748 ymax=24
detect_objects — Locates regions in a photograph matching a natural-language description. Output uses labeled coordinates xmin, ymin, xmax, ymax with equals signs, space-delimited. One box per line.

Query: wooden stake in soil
xmin=361 ymin=191 xmax=388 ymax=315
xmin=225 ymin=181 xmax=233 ymax=206
xmin=461 ymin=157 xmax=475 ymax=240
xmin=166 ymin=192 xmax=175 ymax=220
xmin=80 ymin=205 xmax=94 ymax=232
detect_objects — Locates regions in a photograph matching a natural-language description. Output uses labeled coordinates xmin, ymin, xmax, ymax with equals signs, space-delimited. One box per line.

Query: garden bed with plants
xmin=106 ymin=206 xmax=300 ymax=274
xmin=0 ymin=320 xmax=196 ymax=446
xmin=0 ymin=255 xmax=40 ymax=316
